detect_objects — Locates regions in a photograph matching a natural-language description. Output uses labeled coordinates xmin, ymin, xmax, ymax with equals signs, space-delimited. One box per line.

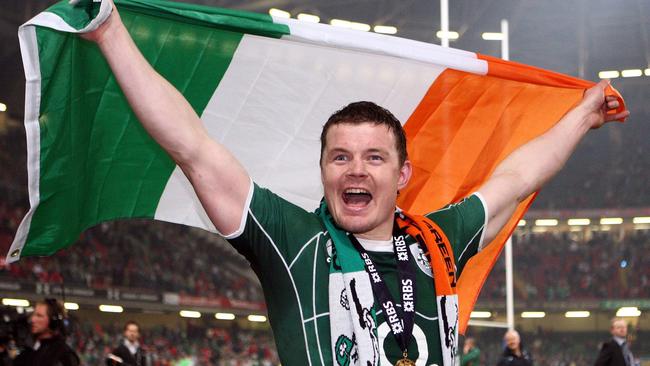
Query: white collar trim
xmin=355 ymin=237 xmax=394 ymax=252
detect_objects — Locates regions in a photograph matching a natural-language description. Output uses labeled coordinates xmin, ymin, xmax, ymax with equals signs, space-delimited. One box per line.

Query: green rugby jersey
xmin=228 ymin=183 xmax=487 ymax=365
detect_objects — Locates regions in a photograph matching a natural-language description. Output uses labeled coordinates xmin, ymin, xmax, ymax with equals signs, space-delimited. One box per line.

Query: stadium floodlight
xmin=0 ymin=103 xmax=6 ymax=112
xmin=268 ymin=8 xmax=290 ymax=19
xmin=373 ymin=25 xmax=397 ymax=34
xmin=297 ymin=13 xmax=320 ymax=23
xmin=600 ymin=217 xmax=623 ymax=225
xmin=470 ymin=311 xmax=492 ymax=318
xmin=64 ymin=302 xmax=79 ymax=310
xmin=616 ymin=307 xmax=641 ymax=317
xmin=2 ymin=298 xmax=30 ymax=307
xmin=329 ymin=19 xmax=370 ymax=32
xmin=330 ymin=19 xmax=351 ymax=28
xmin=521 ymin=311 xmax=545 ymax=318
xmin=349 ymin=22 xmax=371 ymax=32
xmin=247 ymin=314 xmax=267 ymax=322
xmin=568 ymin=218 xmax=590 ymax=226
xmin=99 ymin=305 xmax=123 ymax=313
xmin=215 ymin=312 xmax=236 ymax=320
xmin=535 ymin=219 xmax=558 ymax=226
xmin=633 ymin=217 xmax=650 ymax=224
xmin=621 ymin=69 xmax=643 ymax=78
xmin=565 ymin=311 xmax=590 ymax=318
xmin=598 ymin=70 xmax=619 ymax=79
xmin=436 ymin=30 xmax=459 ymax=40
xmin=179 ymin=310 xmax=201 ymax=318
xmin=517 ymin=220 xmax=526 ymax=227
xmin=482 ymin=32 xmax=504 ymax=40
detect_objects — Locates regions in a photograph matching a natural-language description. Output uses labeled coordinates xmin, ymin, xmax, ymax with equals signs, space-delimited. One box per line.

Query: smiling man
xmin=81 ymin=2 xmax=628 ymax=365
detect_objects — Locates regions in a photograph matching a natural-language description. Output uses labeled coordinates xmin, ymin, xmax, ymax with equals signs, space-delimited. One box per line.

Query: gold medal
xmin=395 ymin=352 xmax=416 ymax=366
xmin=395 ymin=359 xmax=416 ymax=366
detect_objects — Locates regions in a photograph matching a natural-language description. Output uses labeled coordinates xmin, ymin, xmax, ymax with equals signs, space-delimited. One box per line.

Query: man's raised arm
xmin=478 ymin=80 xmax=629 ymax=244
xmin=82 ymin=3 xmax=250 ymax=235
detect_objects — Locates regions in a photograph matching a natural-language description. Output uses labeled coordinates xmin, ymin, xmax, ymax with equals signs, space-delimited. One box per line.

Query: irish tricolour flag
xmin=10 ymin=0 xmax=624 ymax=332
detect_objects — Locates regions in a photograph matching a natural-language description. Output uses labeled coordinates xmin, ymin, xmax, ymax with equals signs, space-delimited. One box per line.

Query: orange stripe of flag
xmin=398 ymin=58 xmax=625 ymax=334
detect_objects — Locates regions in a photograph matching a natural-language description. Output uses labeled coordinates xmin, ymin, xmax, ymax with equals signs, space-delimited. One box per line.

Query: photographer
xmin=13 ymin=299 xmax=79 ymax=366
xmin=0 ymin=337 xmax=12 ymax=366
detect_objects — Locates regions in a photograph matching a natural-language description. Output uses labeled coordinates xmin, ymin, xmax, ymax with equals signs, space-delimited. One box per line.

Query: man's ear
xmin=398 ymin=160 xmax=412 ymax=190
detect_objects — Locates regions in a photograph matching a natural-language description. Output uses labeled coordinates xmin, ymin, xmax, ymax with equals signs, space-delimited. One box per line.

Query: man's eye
xmin=369 ymin=155 xmax=383 ymax=161
xmin=334 ymin=155 xmax=348 ymax=161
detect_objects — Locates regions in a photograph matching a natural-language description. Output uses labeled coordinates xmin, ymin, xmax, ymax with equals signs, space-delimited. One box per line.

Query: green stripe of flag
xmin=44 ymin=0 xmax=290 ymax=37
xmin=21 ymin=1 xmax=281 ymax=257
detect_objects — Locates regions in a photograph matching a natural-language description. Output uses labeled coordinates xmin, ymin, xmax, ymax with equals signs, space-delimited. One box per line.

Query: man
xmin=81 ymin=1 xmax=628 ymax=365
xmin=594 ymin=318 xmax=636 ymax=366
xmin=461 ymin=337 xmax=480 ymax=366
xmin=107 ymin=321 xmax=146 ymax=366
xmin=497 ymin=330 xmax=532 ymax=366
xmin=13 ymin=299 xmax=79 ymax=366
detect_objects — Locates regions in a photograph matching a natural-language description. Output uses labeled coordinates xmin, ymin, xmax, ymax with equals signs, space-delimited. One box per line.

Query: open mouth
xmin=342 ymin=188 xmax=372 ymax=207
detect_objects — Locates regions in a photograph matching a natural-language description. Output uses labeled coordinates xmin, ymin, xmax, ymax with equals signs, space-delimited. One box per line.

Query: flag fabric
xmin=9 ymin=0 xmax=625 ymax=333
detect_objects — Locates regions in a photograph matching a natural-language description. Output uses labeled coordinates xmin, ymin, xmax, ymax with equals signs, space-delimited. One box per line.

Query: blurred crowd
xmin=480 ymin=229 xmax=650 ymax=303
xmin=5 ymin=196 xmax=650 ymax=304
xmin=66 ymin=321 xmax=278 ymax=366
xmin=0 ymin=213 xmax=263 ymax=304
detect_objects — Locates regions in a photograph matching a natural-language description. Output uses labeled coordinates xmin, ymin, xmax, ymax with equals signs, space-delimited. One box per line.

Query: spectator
xmin=497 ymin=329 xmax=532 ymax=366
xmin=107 ymin=321 xmax=147 ymax=366
xmin=461 ymin=337 xmax=480 ymax=366
xmin=594 ymin=318 xmax=637 ymax=366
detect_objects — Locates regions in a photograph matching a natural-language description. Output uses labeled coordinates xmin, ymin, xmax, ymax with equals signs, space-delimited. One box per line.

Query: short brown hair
xmin=320 ymin=101 xmax=407 ymax=166
xmin=124 ymin=320 xmax=140 ymax=332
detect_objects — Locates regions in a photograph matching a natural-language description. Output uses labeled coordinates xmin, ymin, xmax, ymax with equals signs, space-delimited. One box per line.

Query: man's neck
xmin=36 ymin=331 xmax=53 ymax=341
xmin=354 ymin=219 xmax=395 ymax=241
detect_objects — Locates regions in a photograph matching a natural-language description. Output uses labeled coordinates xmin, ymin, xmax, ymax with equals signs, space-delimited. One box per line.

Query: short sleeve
xmin=425 ymin=193 xmax=488 ymax=276
xmin=227 ymin=183 xmax=324 ymax=270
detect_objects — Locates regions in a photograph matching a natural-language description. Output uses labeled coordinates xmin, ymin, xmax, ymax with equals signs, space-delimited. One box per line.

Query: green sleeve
xmin=425 ymin=193 xmax=487 ymax=276
xmin=227 ymin=183 xmax=324 ymax=269
xmin=461 ymin=347 xmax=481 ymax=366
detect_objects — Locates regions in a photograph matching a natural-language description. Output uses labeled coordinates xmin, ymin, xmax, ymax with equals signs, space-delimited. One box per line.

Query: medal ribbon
xmin=348 ymin=220 xmax=416 ymax=359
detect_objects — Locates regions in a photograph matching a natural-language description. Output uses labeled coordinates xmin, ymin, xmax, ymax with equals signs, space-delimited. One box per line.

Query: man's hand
xmin=79 ymin=0 xmax=121 ymax=45
xmin=578 ymin=79 xmax=630 ymax=129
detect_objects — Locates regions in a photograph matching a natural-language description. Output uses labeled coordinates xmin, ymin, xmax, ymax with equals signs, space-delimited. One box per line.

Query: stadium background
xmin=0 ymin=0 xmax=649 ymax=365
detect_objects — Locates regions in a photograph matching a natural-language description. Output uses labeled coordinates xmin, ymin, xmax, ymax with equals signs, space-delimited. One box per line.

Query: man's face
xmin=321 ymin=122 xmax=411 ymax=240
xmin=611 ymin=320 xmax=627 ymax=338
xmin=504 ymin=331 xmax=520 ymax=352
xmin=124 ymin=324 xmax=140 ymax=343
xmin=30 ymin=304 xmax=51 ymax=339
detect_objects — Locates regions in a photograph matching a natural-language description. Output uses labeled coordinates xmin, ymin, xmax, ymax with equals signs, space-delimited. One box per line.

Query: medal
xmin=395 ymin=352 xmax=416 ymax=366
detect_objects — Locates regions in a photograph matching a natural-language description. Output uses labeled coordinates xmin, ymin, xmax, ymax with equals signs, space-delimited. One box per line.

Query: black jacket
xmin=110 ymin=342 xmax=146 ymax=366
xmin=497 ymin=347 xmax=533 ymax=366
xmin=594 ymin=339 xmax=627 ymax=366
xmin=13 ymin=336 xmax=79 ymax=366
